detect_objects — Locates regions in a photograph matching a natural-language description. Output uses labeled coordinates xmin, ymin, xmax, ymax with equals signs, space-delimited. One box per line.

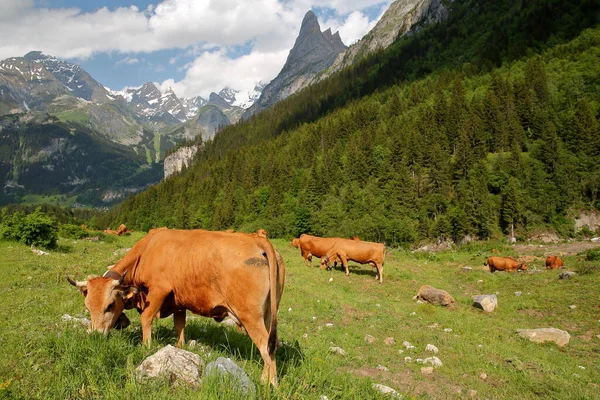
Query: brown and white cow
xmin=484 ymin=256 xmax=528 ymax=272
xmin=320 ymin=238 xmax=386 ymax=283
xmin=545 ymin=255 xmax=564 ymax=270
xmin=67 ymin=228 xmax=285 ymax=386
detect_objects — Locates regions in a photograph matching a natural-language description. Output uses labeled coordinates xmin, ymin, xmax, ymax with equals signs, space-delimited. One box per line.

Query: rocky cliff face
xmin=164 ymin=145 xmax=200 ymax=179
xmin=324 ymin=0 xmax=448 ymax=79
xmin=242 ymin=10 xmax=346 ymax=119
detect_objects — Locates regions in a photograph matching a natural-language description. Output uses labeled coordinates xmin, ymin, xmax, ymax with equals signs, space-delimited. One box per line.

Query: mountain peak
xmin=299 ymin=10 xmax=320 ymax=37
xmin=23 ymin=51 xmax=56 ymax=61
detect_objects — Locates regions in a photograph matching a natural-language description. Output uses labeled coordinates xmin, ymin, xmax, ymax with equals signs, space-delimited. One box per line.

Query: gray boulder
xmin=517 ymin=328 xmax=570 ymax=347
xmin=416 ymin=285 xmax=456 ymax=309
xmin=372 ymin=383 xmax=402 ymax=398
xmin=472 ymin=294 xmax=498 ymax=312
xmin=559 ymin=271 xmax=576 ymax=279
xmin=135 ymin=345 xmax=204 ymax=387
xmin=205 ymin=357 xmax=256 ymax=396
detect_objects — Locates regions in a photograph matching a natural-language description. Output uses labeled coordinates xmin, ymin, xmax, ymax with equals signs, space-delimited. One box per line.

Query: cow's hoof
xmin=326 ymin=267 xmax=332 ymax=271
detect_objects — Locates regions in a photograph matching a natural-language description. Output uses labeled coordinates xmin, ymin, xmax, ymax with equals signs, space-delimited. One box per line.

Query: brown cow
xmin=67 ymin=228 xmax=285 ymax=386
xmin=484 ymin=256 xmax=528 ymax=272
xmin=320 ymin=239 xmax=386 ymax=283
xmin=294 ymin=234 xmax=340 ymax=267
xmin=545 ymin=256 xmax=564 ymax=270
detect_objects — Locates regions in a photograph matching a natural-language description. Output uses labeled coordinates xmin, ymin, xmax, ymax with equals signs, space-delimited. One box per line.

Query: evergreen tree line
xmin=101 ymin=25 xmax=600 ymax=246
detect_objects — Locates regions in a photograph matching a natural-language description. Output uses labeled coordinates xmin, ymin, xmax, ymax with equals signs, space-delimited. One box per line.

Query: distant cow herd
xmin=66 ymin=227 xmax=565 ymax=387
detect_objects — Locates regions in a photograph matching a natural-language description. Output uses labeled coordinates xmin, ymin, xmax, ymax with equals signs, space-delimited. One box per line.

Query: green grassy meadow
xmin=1 ymin=234 xmax=599 ymax=399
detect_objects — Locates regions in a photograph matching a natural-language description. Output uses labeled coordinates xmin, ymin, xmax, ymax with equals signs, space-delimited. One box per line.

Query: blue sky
xmin=2 ymin=1 xmax=391 ymax=98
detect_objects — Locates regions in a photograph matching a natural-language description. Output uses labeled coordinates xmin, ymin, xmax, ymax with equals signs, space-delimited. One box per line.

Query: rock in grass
xmin=425 ymin=344 xmax=439 ymax=354
xmin=329 ymin=346 xmax=346 ymax=356
xmin=421 ymin=366 xmax=434 ymax=375
xmin=372 ymin=383 xmax=402 ymax=398
xmin=472 ymin=294 xmax=497 ymax=312
xmin=517 ymin=327 xmax=570 ymax=347
xmin=61 ymin=313 xmax=90 ymax=328
xmin=205 ymin=357 xmax=255 ymax=396
xmin=415 ymin=285 xmax=456 ymax=309
xmin=423 ymin=357 xmax=443 ymax=368
xmin=559 ymin=271 xmax=576 ymax=279
xmin=136 ymin=345 xmax=204 ymax=387
xmin=365 ymin=334 xmax=376 ymax=344
xmin=384 ymin=337 xmax=396 ymax=345
xmin=462 ymin=266 xmax=473 ymax=272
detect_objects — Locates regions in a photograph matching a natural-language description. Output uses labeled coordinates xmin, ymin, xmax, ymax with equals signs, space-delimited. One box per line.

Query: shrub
xmin=582 ymin=248 xmax=600 ymax=261
xmin=58 ymin=224 xmax=89 ymax=239
xmin=0 ymin=207 xmax=58 ymax=248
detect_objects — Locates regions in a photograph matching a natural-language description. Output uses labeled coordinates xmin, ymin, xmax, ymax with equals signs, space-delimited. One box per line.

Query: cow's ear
xmin=80 ymin=287 xmax=88 ymax=297
xmin=118 ymin=285 xmax=139 ymax=300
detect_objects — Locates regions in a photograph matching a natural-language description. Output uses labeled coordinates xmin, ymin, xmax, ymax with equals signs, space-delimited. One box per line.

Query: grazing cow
xmin=291 ymin=238 xmax=300 ymax=248
xmin=294 ymin=234 xmax=339 ymax=267
xmin=320 ymin=239 xmax=386 ymax=283
xmin=545 ymin=255 xmax=564 ymax=270
xmin=67 ymin=228 xmax=285 ymax=386
xmin=484 ymin=256 xmax=528 ymax=272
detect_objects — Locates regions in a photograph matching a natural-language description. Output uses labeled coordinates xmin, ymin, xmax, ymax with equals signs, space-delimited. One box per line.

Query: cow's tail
xmin=259 ymin=238 xmax=279 ymax=357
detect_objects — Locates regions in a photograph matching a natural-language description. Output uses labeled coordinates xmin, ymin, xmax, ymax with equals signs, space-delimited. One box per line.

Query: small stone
xmin=329 ymin=346 xmax=346 ymax=356
xmin=477 ymin=280 xmax=483 ymax=283
xmin=312 ymin=316 xmax=316 ymax=321
xmin=515 ymin=291 xmax=522 ymax=296
xmin=398 ymin=349 xmax=404 ymax=354
xmin=303 ymin=333 xmax=308 ymax=338
xmin=415 ymin=285 xmax=456 ymax=309
xmin=569 ymin=305 xmax=577 ymax=309
xmin=443 ymin=328 xmax=453 ymax=333
xmin=376 ymin=304 xmax=381 ymax=307
xmin=402 ymin=341 xmax=412 ymax=348
xmin=404 ymin=357 xmax=412 ymax=362
xmin=415 ymin=358 xmax=423 ymax=363
xmin=428 ymin=323 xmax=439 ymax=329
xmin=578 ymin=366 xmax=585 ymax=370
xmin=416 ymin=300 xmax=424 ymax=304
xmin=136 ymin=345 xmax=204 ymax=387
xmin=468 ymin=389 xmax=477 ymax=398
xmin=477 ymin=344 xmax=483 ymax=348
xmin=320 ymin=396 xmax=329 ymax=400
xmin=517 ymin=327 xmax=570 ymax=347
xmin=423 ymin=357 xmax=443 ymax=368
xmin=288 ymin=308 xmax=292 ymax=312
xmin=325 ymin=323 xmax=334 ymax=328
xmin=462 ymin=266 xmax=473 ymax=272
xmin=372 ymin=383 xmax=401 ymax=399
xmin=410 ymin=312 xmax=416 ymax=316
xmin=472 ymin=294 xmax=498 ymax=312
xmin=328 ymin=277 xmax=333 ymax=282
xmin=187 ymin=340 xmax=197 ymax=348
xmin=421 ymin=366 xmax=434 ymax=375
xmin=384 ymin=337 xmax=396 ymax=345
xmin=365 ymin=334 xmax=376 ymax=344
xmin=479 ymin=372 xmax=487 ymax=380
xmin=377 ymin=364 xmax=389 ymax=371
xmin=205 ymin=357 xmax=255 ymax=396
xmin=559 ymin=271 xmax=576 ymax=279
xmin=425 ymin=344 xmax=439 ymax=354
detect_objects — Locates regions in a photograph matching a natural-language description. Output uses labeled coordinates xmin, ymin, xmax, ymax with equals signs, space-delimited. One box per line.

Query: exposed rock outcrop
xmin=164 ymin=145 xmax=200 ymax=179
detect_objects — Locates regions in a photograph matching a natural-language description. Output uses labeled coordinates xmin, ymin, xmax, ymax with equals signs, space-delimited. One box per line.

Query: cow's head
xmin=291 ymin=238 xmax=299 ymax=248
xmin=518 ymin=262 xmax=528 ymax=271
xmin=320 ymin=255 xmax=333 ymax=271
xmin=66 ymin=270 xmax=138 ymax=335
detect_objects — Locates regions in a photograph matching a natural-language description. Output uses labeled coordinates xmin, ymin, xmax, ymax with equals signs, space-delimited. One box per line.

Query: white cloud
xmin=158 ymin=48 xmax=288 ymax=98
xmin=0 ymin=0 xmax=391 ymax=98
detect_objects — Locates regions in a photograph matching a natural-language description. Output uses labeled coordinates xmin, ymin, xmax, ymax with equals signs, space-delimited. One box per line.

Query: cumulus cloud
xmin=0 ymin=0 xmax=390 ymax=97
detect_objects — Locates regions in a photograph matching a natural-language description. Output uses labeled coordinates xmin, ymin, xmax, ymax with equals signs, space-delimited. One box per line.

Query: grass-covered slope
xmin=1 ymin=235 xmax=599 ymax=398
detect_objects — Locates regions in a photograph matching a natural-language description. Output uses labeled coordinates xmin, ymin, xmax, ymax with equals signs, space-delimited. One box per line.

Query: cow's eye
xmin=106 ymin=303 xmax=115 ymax=312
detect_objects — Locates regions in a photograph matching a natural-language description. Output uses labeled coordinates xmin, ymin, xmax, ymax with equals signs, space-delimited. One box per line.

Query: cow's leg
xmin=174 ymin=310 xmax=186 ymax=347
xmin=239 ymin=316 xmax=277 ymax=387
xmin=340 ymin=254 xmax=349 ymax=276
xmin=376 ymin=263 xmax=383 ymax=283
xmin=140 ymin=292 xmax=167 ymax=347
xmin=308 ymin=253 xmax=313 ymax=267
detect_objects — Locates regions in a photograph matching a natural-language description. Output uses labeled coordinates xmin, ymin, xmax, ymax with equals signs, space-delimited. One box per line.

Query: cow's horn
xmin=66 ymin=275 xmax=87 ymax=287
xmin=118 ymin=269 xmax=128 ymax=285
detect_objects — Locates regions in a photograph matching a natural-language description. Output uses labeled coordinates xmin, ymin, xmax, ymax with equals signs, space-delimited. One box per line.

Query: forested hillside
xmin=101 ymin=0 xmax=600 ymax=245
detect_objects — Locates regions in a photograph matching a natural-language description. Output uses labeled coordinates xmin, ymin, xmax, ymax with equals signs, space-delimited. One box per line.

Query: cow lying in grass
xmin=484 ymin=256 xmax=528 ymax=272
